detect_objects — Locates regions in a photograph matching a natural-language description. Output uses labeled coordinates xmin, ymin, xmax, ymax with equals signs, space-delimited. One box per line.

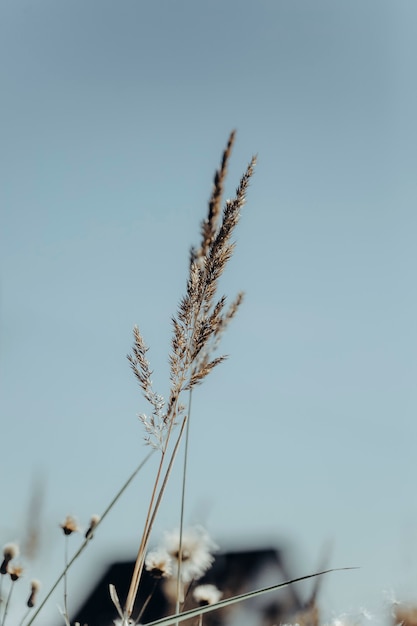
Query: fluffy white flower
xmin=193 ymin=584 xmax=222 ymax=605
xmin=145 ymin=548 xmax=173 ymax=578
xmin=162 ymin=526 xmax=217 ymax=582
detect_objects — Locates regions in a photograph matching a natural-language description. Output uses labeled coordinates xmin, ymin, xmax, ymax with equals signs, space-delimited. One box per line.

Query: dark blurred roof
xmin=70 ymin=547 xmax=305 ymax=626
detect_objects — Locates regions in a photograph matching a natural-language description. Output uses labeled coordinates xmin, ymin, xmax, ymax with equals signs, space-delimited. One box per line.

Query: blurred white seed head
xmin=9 ymin=564 xmax=23 ymax=581
xmin=85 ymin=514 xmax=101 ymax=539
xmin=162 ymin=525 xmax=217 ymax=582
xmin=2 ymin=543 xmax=19 ymax=560
xmin=27 ymin=579 xmax=41 ymax=607
xmin=60 ymin=515 xmax=79 ymax=536
xmin=1 ymin=543 xmax=19 ymax=574
xmin=193 ymin=584 xmax=222 ymax=605
xmin=145 ymin=548 xmax=173 ymax=578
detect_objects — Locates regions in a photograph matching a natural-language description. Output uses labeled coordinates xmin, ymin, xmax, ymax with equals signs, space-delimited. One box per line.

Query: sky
xmin=1 ymin=1 xmax=417 ymax=624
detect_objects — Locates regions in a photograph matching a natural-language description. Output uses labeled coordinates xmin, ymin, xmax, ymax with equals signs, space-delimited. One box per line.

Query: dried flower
xmin=9 ymin=564 xmax=23 ymax=581
xmin=162 ymin=526 xmax=217 ymax=582
xmin=60 ymin=515 xmax=79 ymax=535
xmin=0 ymin=543 xmax=19 ymax=575
xmin=85 ymin=514 xmax=101 ymax=539
xmin=145 ymin=548 xmax=173 ymax=579
xmin=193 ymin=584 xmax=222 ymax=606
xmin=27 ymin=579 xmax=41 ymax=607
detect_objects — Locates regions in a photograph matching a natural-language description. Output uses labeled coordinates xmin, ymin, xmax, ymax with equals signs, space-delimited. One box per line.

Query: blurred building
xmin=69 ymin=547 xmax=317 ymax=626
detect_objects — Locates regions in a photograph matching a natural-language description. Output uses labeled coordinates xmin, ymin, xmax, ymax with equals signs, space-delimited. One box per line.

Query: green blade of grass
xmin=144 ymin=567 xmax=358 ymax=626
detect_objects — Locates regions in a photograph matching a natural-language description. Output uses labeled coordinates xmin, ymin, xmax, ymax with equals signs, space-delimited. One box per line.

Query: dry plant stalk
xmin=123 ymin=132 xmax=256 ymax=620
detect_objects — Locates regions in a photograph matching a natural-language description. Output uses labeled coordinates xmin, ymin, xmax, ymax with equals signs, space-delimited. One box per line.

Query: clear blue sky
xmin=1 ymin=1 xmax=417 ymax=624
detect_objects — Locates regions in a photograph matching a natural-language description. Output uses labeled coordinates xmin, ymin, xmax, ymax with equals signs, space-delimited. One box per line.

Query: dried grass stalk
xmin=124 ymin=133 xmax=256 ymax=620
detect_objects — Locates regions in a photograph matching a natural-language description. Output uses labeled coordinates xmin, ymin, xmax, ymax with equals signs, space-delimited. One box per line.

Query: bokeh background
xmin=2 ymin=1 xmax=417 ymax=624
